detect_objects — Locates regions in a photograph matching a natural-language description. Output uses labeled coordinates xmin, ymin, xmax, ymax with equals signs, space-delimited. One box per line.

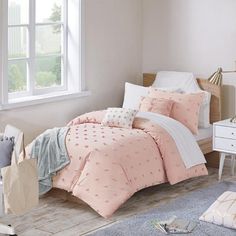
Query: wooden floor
xmin=2 ymin=167 xmax=235 ymax=236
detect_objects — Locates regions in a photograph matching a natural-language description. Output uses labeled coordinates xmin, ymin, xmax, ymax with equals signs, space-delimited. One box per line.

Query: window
xmin=0 ymin=0 xmax=87 ymax=109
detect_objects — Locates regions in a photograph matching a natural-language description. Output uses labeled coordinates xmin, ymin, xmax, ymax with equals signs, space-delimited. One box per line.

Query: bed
xmin=143 ymin=73 xmax=222 ymax=155
xmin=24 ymin=72 xmax=221 ymax=218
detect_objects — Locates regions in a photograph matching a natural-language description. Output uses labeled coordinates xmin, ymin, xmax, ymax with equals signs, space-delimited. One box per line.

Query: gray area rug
xmin=90 ymin=181 xmax=236 ymax=236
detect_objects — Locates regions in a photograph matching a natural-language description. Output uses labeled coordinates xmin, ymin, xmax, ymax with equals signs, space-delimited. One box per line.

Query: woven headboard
xmin=143 ymin=73 xmax=222 ymax=124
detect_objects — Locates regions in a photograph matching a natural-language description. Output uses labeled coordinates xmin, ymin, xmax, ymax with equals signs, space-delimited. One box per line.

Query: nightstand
xmin=213 ymin=119 xmax=236 ymax=180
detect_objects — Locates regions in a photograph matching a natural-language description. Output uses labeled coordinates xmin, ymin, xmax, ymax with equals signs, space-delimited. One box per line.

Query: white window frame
xmin=0 ymin=0 xmax=89 ymax=110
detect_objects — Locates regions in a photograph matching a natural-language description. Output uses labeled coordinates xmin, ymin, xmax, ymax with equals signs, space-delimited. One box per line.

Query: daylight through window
xmin=7 ymin=0 xmax=67 ymax=97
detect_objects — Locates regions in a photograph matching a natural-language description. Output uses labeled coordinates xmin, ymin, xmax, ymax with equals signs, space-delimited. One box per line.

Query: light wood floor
xmin=1 ymin=167 xmax=235 ymax=236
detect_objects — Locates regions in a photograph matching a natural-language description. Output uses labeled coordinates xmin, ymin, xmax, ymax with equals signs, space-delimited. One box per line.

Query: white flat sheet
xmin=136 ymin=112 xmax=206 ymax=169
xmin=195 ymin=125 xmax=213 ymax=141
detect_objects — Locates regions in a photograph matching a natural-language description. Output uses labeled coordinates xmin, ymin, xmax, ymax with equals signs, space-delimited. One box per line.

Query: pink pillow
xmin=148 ymin=88 xmax=204 ymax=134
xmin=139 ymin=96 xmax=174 ymax=117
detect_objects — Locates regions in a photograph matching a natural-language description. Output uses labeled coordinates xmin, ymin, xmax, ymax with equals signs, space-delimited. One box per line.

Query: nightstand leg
xmin=231 ymin=155 xmax=236 ymax=176
xmin=219 ymin=153 xmax=226 ymax=181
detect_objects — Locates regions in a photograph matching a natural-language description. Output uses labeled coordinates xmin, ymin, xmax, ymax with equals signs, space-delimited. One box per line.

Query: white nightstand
xmin=213 ymin=119 xmax=236 ymax=180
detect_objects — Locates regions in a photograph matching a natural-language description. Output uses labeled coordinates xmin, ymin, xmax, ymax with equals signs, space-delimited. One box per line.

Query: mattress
xmin=195 ymin=125 xmax=213 ymax=141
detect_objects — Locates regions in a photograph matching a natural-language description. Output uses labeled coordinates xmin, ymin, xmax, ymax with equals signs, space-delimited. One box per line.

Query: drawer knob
xmin=232 ymin=132 xmax=235 ymax=135
xmin=232 ymin=144 xmax=234 ymax=147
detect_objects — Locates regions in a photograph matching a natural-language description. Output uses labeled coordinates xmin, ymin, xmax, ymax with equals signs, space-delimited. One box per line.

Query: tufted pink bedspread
xmin=50 ymin=110 xmax=208 ymax=218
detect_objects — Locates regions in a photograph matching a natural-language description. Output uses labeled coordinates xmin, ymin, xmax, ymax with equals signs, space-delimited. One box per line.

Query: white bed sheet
xmin=137 ymin=112 xmax=206 ymax=168
xmin=195 ymin=125 xmax=213 ymax=141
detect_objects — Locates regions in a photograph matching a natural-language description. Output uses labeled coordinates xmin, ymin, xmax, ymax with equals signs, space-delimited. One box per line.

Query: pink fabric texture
xmin=148 ymin=88 xmax=204 ymax=134
xmin=50 ymin=110 xmax=207 ymax=218
xmin=139 ymin=96 xmax=174 ymax=117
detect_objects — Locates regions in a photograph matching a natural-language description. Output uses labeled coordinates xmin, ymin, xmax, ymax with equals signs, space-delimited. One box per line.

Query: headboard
xmin=143 ymin=73 xmax=222 ymax=124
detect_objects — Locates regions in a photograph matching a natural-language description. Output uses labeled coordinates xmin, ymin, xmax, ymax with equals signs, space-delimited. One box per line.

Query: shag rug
xmin=89 ymin=181 xmax=236 ymax=236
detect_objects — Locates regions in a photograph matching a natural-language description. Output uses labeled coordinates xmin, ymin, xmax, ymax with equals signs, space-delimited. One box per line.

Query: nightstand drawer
xmin=215 ymin=126 xmax=236 ymax=139
xmin=214 ymin=137 xmax=236 ymax=152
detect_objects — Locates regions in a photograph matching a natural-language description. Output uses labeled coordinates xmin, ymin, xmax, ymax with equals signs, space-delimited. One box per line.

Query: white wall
xmin=2 ymin=0 xmax=235 ymax=143
xmin=142 ymin=0 xmax=236 ymax=118
xmin=0 ymin=0 xmax=142 ymax=143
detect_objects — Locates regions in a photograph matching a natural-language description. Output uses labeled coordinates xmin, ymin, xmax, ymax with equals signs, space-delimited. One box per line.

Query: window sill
xmin=0 ymin=90 xmax=91 ymax=111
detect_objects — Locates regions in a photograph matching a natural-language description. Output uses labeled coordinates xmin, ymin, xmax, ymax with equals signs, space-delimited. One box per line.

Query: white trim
xmin=29 ymin=0 xmax=36 ymax=95
xmin=8 ymin=57 xmax=30 ymax=61
xmin=2 ymin=0 xmax=8 ymax=104
xmin=67 ymin=0 xmax=84 ymax=92
xmin=35 ymin=22 xmax=63 ymax=26
xmin=62 ymin=0 xmax=68 ymax=90
xmin=9 ymin=90 xmax=30 ymax=100
xmin=33 ymin=85 xmax=66 ymax=95
xmin=0 ymin=90 xmax=91 ymax=111
xmin=80 ymin=0 xmax=86 ymax=91
xmin=8 ymin=24 xmax=29 ymax=28
xmin=33 ymin=53 xmax=62 ymax=58
xmin=0 ymin=0 xmax=2 ymax=106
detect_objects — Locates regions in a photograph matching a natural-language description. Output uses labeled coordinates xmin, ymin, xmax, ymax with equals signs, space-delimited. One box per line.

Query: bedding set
xmin=26 ymin=71 xmax=211 ymax=218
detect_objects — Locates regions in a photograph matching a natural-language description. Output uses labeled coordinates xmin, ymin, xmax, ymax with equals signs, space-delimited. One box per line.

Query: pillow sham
xmin=152 ymin=71 xmax=200 ymax=93
xmin=148 ymin=88 xmax=204 ymax=134
xmin=101 ymin=108 xmax=137 ymax=129
xmin=151 ymin=71 xmax=211 ymax=128
xmin=139 ymin=96 xmax=174 ymax=117
xmin=199 ymin=191 xmax=236 ymax=229
xmin=122 ymin=82 xmax=182 ymax=110
xmin=0 ymin=136 xmax=14 ymax=169
xmin=197 ymin=91 xmax=211 ymax=128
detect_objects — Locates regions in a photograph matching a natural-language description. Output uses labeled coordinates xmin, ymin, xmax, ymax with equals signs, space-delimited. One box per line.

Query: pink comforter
xmin=50 ymin=110 xmax=208 ymax=218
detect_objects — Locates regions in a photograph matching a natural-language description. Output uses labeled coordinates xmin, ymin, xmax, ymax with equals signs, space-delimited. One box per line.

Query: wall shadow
xmin=222 ymin=85 xmax=235 ymax=119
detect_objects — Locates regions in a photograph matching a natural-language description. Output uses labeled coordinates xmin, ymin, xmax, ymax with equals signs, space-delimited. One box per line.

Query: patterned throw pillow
xmin=148 ymin=88 xmax=204 ymax=134
xmin=139 ymin=96 xmax=174 ymax=117
xmin=199 ymin=191 xmax=236 ymax=229
xmin=0 ymin=136 xmax=14 ymax=168
xmin=102 ymin=108 xmax=137 ymax=129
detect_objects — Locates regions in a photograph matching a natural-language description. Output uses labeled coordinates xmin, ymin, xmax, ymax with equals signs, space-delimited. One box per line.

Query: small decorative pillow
xmin=0 ymin=136 xmax=14 ymax=169
xmin=102 ymin=108 xmax=137 ymax=129
xmin=199 ymin=191 xmax=236 ymax=229
xmin=139 ymin=96 xmax=174 ymax=117
xmin=148 ymin=88 xmax=204 ymax=134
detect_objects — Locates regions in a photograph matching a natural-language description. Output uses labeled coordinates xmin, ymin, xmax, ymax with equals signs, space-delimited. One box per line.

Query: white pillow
xmin=123 ymin=83 xmax=149 ymax=110
xmin=200 ymin=191 xmax=236 ymax=229
xmin=198 ymin=91 xmax=211 ymax=128
xmin=122 ymin=83 xmax=182 ymax=110
xmin=101 ymin=108 xmax=137 ymax=129
xmin=152 ymin=71 xmax=200 ymax=93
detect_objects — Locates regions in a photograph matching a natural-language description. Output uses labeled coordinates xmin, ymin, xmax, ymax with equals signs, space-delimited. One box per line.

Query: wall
xmin=2 ymin=0 xmax=235 ymax=144
xmin=0 ymin=0 xmax=142 ymax=143
xmin=142 ymin=0 xmax=236 ymax=118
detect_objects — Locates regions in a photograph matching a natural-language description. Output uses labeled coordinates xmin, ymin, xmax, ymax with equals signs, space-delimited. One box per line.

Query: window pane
xmin=8 ymin=60 xmax=27 ymax=93
xmin=8 ymin=0 xmax=29 ymax=25
xmin=36 ymin=25 xmax=62 ymax=56
xmin=35 ymin=56 xmax=62 ymax=88
xmin=36 ymin=0 xmax=62 ymax=23
xmin=8 ymin=27 xmax=28 ymax=59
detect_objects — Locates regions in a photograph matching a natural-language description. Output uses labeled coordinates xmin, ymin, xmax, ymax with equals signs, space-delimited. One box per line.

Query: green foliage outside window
xmin=8 ymin=3 xmax=62 ymax=92
xmin=8 ymin=63 xmax=26 ymax=92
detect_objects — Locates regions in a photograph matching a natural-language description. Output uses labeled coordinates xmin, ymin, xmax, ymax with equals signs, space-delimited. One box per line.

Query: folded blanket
xmin=136 ymin=112 xmax=206 ymax=168
xmin=31 ymin=127 xmax=70 ymax=195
